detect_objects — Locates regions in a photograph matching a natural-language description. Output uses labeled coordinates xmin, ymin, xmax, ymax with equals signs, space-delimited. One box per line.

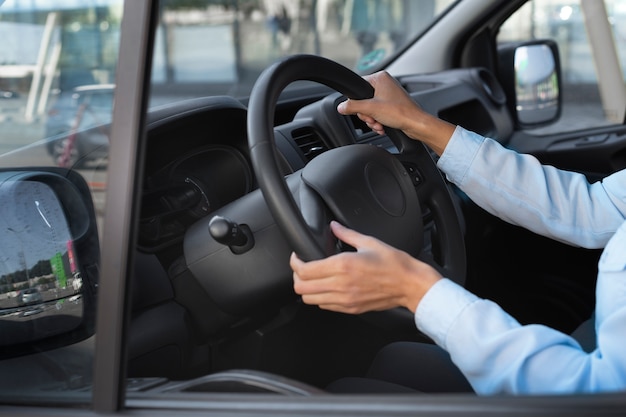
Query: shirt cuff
xmin=437 ymin=126 xmax=485 ymax=185
xmin=414 ymin=278 xmax=480 ymax=350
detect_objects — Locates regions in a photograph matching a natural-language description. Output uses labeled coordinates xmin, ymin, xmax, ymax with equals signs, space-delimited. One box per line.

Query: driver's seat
xmin=326 ymin=342 xmax=473 ymax=394
xmin=327 ymin=315 xmax=597 ymax=394
xmin=127 ymin=252 xmax=198 ymax=378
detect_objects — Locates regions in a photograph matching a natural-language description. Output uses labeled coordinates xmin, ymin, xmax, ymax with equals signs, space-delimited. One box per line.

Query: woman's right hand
xmin=337 ymin=71 xmax=456 ymax=156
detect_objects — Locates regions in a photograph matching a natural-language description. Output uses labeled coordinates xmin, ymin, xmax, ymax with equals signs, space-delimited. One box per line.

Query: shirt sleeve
xmin=416 ymin=226 xmax=626 ymax=395
xmin=419 ymin=127 xmax=626 ymax=395
xmin=437 ymin=126 xmax=626 ymax=248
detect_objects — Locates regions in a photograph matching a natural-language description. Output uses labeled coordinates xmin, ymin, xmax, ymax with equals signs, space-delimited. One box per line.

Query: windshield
xmin=149 ymin=0 xmax=457 ymax=107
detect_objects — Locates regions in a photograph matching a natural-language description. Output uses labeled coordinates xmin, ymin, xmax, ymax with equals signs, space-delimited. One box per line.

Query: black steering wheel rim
xmin=248 ymin=54 xmax=466 ymax=284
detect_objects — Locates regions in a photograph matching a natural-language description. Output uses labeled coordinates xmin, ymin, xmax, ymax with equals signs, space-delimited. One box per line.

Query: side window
xmin=0 ymin=0 xmax=122 ymax=406
xmin=498 ymin=0 xmax=626 ymax=134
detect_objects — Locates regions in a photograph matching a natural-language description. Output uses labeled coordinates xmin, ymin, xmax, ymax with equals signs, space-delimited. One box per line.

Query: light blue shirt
xmin=415 ymin=126 xmax=626 ymax=395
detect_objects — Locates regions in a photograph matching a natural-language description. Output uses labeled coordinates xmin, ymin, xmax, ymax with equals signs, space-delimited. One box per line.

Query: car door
xmin=444 ymin=0 xmax=625 ymax=337
xmin=0 ymin=0 xmax=150 ymax=413
xmin=2 ymin=0 xmax=626 ymax=416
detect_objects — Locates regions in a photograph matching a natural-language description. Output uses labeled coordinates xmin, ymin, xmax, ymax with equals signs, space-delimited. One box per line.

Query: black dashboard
xmin=139 ymin=97 xmax=254 ymax=251
xmin=138 ymin=67 xmax=512 ymax=254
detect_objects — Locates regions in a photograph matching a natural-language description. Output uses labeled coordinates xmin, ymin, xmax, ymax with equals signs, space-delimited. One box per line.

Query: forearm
xmin=438 ymin=127 xmax=624 ymax=248
xmin=337 ymin=71 xmax=457 ymax=155
xmin=402 ymin=109 xmax=456 ymax=156
xmin=416 ymin=278 xmax=626 ymax=395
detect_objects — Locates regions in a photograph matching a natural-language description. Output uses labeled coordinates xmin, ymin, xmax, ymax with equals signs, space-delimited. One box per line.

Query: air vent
xmin=291 ymin=127 xmax=328 ymax=161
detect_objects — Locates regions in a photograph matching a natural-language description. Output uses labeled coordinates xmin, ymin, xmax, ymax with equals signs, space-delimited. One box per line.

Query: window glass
xmin=498 ymin=0 xmax=626 ymax=134
xmin=149 ymin=0 xmax=456 ymax=107
xmin=0 ymin=0 xmax=123 ymax=406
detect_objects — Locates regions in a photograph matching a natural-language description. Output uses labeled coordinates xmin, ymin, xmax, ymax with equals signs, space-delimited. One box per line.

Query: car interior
xmin=2 ymin=0 xmax=623 ymax=409
xmin=120 ymin=52 xmax=603 ymax=393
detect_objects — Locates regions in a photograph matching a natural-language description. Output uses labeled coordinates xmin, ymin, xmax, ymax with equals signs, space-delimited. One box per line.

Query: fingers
xmin=337 ymin=100 xmax=385 ymax=135
xmin=328 ymin=220 xmax=378 ymax=250
xmin=291 ymin=251 xmax=356 ymax=310
xmin=290 ymin=221 xmax=386 ymax=283
xmin=290 ymin=221 xmax=443 ymax=314
xmin=289 ymin=222 xmax=376 ymax=305
xmin=290 ymin=222 xmax=405 ymax=313
xmin=337 ymin=70 xmax=415 ymax=136
xmin=290 ymin=245 xmax=355 ymax=284
xmin=336 ymin=98 xmax=377 ymax=119
xmin=292 ymin=255 xmax=397 ymax=315
xmin=336 ymin=71 xmax=392 ymax=117
xmin=359 ymin=114 xmax=386 ymax=135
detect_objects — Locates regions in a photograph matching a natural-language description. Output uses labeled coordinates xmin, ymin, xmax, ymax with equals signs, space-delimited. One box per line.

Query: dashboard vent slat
xmin=291 ymin=127 xmax=327 ymax=161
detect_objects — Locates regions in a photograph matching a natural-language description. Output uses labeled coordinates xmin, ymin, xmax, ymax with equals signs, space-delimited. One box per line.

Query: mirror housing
xmin=498 ymin=39 xmax=562 ymax=128
xmin=0 ymin=168 xmax=99 ymax=358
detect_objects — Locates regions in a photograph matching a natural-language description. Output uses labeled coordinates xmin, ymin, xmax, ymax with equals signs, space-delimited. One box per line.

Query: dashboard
xmin=138 ymin=68 xmax=511 ymax=254
xmin=139 ymin=144 xmax=253 ymax=251
xmin=126 ymin=65 xmax=519 ymax=342
xmin=139 ymin=97 xmax=255 ymax=251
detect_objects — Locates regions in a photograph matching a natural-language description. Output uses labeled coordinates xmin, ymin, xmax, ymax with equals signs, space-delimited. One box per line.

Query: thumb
xmin=337 ymin=98 xmax=369 ymax=116
xmin=330 ymin=221 xmax=378 ymax=252
xmin=336 ymin=99 xmax=352 ymax=115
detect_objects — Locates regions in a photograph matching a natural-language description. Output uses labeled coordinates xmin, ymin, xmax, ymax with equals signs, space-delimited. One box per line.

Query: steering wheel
xmin=247 ymin=55 xmax=466 ymax=288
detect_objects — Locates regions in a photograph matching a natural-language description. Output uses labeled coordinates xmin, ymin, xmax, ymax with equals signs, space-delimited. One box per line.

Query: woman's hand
xmin=290 ymin=221 xmax=442 ymax=314
xmin=337 ymin=71 xmax=456 ymax=156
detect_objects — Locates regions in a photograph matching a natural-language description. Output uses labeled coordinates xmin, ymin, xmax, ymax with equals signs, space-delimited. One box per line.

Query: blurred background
xmin=1 ymin=0 xmax=625 ymax=158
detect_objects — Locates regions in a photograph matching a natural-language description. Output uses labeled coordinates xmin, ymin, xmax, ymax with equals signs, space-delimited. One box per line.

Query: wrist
xmin=401 ymin=258 xmax=442 ymax=313
xmin=405 ymin=111 xmax=455 ymax=156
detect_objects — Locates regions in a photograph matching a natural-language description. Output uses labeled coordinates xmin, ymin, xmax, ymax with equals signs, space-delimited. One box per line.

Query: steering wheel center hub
xmin=302 ymin=144 xmax=423 ymax=257
xmin=365 ymin=162 xmax=406 ymax=217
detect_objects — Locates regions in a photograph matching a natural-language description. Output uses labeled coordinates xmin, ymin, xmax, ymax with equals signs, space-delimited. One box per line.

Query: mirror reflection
xmin=0 ymin=180 xmax=83 ymax=345
xmin=515 ymin=44 xmax=560 ymax=124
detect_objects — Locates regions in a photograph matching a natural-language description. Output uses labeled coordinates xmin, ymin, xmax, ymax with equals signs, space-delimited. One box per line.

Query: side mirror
xmin=498 ymin=39 xmax=562 ymax=128
xmin=0 ymin=169 xmax=99 ymax=358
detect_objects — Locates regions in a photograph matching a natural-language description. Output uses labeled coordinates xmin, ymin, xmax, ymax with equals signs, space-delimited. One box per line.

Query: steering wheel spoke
xmin=290 ymin=173 xmax=338 ymax=256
